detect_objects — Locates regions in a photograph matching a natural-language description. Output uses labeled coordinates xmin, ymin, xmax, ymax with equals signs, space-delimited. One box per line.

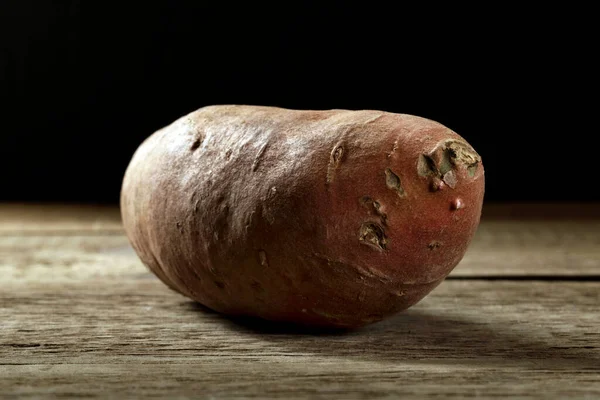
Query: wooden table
xmin=1 ymin=203 xmax=599 ymax=399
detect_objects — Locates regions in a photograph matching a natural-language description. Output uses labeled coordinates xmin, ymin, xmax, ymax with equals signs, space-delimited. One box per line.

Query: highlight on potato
xmin=120 ymin=105 xmax=485 ymax=328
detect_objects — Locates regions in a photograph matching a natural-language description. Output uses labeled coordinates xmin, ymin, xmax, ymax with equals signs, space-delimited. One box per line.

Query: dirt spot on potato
xmin=359 ymin=222 xmax=388 ymax=251
xmin=385 ymin=168 xmax=405 ymax=197
xmin=442 ymin=170 xmax=457 ymax=188
xmin=258 ymin=250 xmax=269 ymax=267
xmin=190 ymin=133 xmax=204 ymax=152
xmin=214 ymin=280 xmax=226 ymax=289
xmin=326 ymin=143 xmax=345 ymax=184
xmin=428 ymin=241 xmax=442 ymax=250
xmin=418 ymin=139 xmax=481 ymax=191
xmin=332 ymin=146 xmax=344 ymax=163
xmin=251 ymin=142 xmax=269 ymax=172
xmin=359 ymin=196 xmax=388 ymax=225
xmin=418 ymin=154 xmax=438 ymax=177
xmin=446 ymin=140 xmax=481 ymax=166
xmin=468 ymin=163 xmax=479 ymax=177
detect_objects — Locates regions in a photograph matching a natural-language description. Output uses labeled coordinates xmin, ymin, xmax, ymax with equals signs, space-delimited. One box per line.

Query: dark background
xmin=1 ymin=2 xmax=598 ymax=204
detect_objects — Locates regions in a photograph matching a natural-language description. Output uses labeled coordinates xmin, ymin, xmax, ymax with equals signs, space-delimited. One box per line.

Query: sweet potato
xmin=120 ymin=105 xmax=485 ymax=328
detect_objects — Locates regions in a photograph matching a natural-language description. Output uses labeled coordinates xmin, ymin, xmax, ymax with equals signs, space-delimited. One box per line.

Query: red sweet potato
xmin=121 ymin=105 xmax=485 ymax=328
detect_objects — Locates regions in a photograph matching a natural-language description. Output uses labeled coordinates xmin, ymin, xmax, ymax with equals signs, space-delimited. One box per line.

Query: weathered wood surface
xmin=1 ymin=203 xmax=599 ymax=399
xmin=1 ymin=279 xmax=598 ymax=399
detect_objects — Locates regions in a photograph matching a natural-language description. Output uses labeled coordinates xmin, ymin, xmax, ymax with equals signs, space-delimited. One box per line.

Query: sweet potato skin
xmin=121 ymin=105 xmax=485 ymax=328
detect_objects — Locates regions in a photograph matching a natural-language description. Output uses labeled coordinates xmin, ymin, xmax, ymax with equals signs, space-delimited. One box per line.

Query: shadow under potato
xmin=186 ymin=301 xmax=600 ymax=371
xmin=187 ymin=302 xmax=351 ymax=335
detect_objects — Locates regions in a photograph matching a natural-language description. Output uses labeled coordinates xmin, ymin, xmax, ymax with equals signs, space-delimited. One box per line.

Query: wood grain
xmin=0 ymin=235 xmax=140 ymax=283
xmin=456 ymin=218 xmax=600 ymax=276
xmin=1 ymin=279 xmax=598 ymax=399
xmin=1 ymin=203 xmax=599 ymax=399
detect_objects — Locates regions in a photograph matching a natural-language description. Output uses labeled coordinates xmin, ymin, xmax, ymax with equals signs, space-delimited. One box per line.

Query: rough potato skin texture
xmin=121 ymin=105 xmax=485 ymax=328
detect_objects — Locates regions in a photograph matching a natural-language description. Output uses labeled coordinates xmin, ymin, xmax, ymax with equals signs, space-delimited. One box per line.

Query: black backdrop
xmin=1 ymin=2 xmax=598 ymax=204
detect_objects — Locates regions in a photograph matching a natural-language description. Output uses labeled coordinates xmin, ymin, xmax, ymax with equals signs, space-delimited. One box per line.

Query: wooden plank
xmin=0 ymin=203 xmax=123 ymax=234
xmin=1 ymin=279 xmax=598 ymax=399
xmin=0 ymin=235 xmax=143 ymax=283
xmin=461 ymin=202 xmax=600 ymax=276
xmin=455 ymin=218 xmax=600 ymax=276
